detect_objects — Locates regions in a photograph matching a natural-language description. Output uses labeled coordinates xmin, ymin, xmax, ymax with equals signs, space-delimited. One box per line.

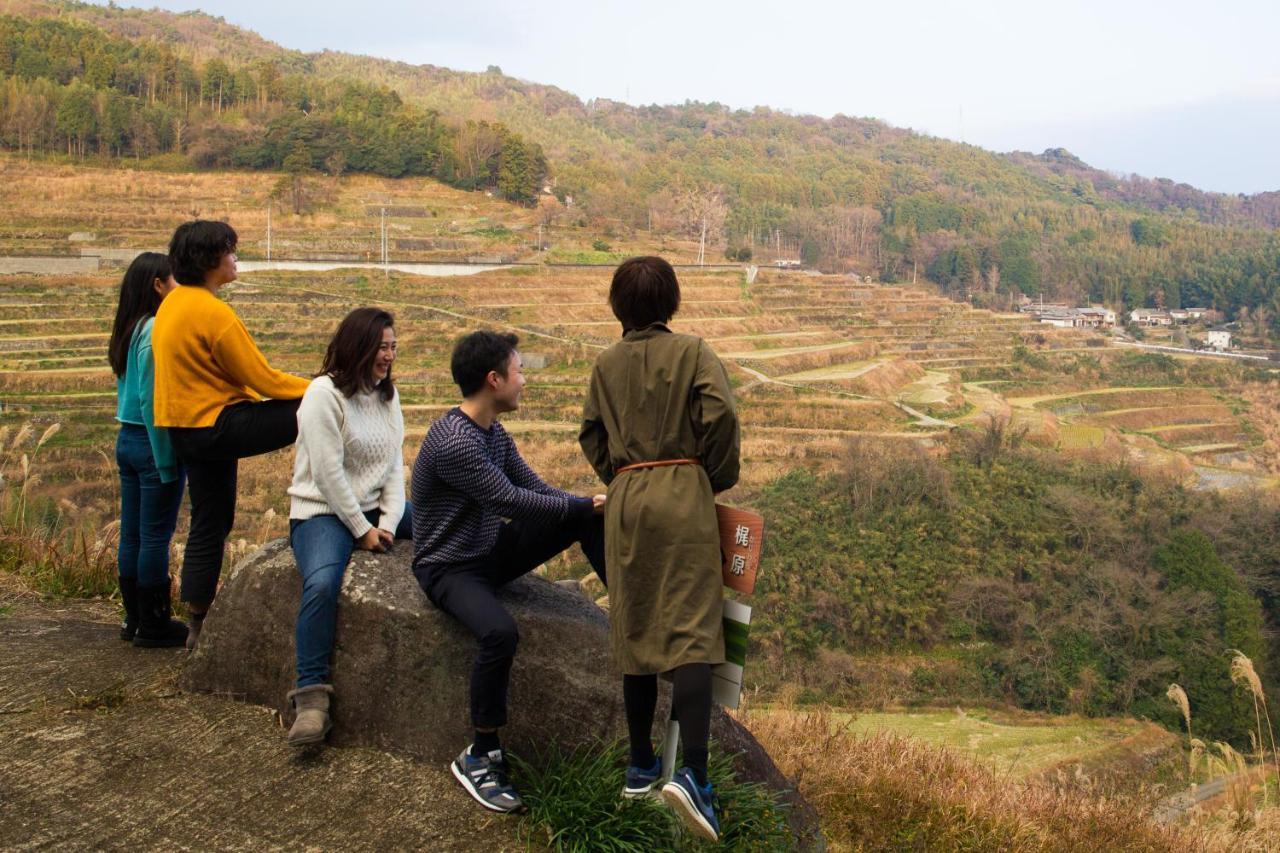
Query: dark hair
xmin=451 ymin=330 xmax=518 ymax=397
xmin=318 ymin=307 xmax=396 ymax=401
xmin=168 ymin=220 xmax=237 ymax=285
xmin=108 ymin=252 xmax=172 ymax=377
xmin=609 ymin=256 xmax=680 ymax=331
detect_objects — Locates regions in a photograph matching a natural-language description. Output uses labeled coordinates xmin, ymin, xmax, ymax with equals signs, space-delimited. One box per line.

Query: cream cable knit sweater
xmin=288 ymin=375 xmax=405 ymax=538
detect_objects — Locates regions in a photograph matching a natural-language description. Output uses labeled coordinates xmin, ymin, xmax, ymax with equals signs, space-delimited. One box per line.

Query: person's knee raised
xmin=481 ymin=621 xmax=519 ymax=657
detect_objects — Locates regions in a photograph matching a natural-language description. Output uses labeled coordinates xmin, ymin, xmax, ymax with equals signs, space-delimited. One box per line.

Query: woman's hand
xmin=357 ymin=528 xmax=387 ymax=552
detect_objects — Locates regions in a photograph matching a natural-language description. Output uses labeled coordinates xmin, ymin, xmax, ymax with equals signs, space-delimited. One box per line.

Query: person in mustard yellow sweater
xmin=152 ymin=220 xmax=310 ymax=648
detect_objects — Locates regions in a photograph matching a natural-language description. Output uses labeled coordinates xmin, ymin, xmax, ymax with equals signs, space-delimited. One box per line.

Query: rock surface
xmin=183 ymin=539 xmax=822 ymax=846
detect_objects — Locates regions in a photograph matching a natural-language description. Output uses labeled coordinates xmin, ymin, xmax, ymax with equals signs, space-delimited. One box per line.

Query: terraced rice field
xmin=5 ymin=235 xmax=1272 ymax=565
xmin=1014 ymin=386 xmax=1254 ymax=458
xmin=7 ymin=265 xmax=1045 ymax=553
xmin=0 ymin=156 xmax=704 ymax=265
xmin=752 ymin=706 xmax=1177 ymax=780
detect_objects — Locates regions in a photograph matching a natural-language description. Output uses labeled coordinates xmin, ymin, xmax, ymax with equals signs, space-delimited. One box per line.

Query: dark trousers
xmin=416 ymin=513 xmax=605 ymax=728
xmin=170 ymin=399 xmax=301 ymax=606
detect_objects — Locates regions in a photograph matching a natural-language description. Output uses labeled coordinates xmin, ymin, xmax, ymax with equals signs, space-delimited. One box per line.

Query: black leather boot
xmin=119 ymin=576 xmax=139 ymax=641
xmin=132 ymin=583 xmax=189 ymax=648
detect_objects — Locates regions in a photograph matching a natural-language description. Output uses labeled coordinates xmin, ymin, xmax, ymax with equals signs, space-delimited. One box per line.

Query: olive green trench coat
xmin=579 ymin=323 xmax=741 ymax=675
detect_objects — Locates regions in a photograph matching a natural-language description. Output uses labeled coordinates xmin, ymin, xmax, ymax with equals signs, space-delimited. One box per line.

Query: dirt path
xmin=0 ymin=583 xmax=530 ymax=851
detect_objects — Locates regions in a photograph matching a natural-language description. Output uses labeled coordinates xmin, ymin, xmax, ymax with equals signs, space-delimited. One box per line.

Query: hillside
xmin=1 ymin=0 xmax=1279 ymax=341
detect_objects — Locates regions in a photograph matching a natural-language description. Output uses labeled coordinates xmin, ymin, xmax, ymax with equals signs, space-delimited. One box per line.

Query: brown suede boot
xmin=286 ymin=684 xmax=334 ymax=746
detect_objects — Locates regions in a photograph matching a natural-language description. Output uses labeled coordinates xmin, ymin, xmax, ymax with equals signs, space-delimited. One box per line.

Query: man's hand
xmin=357 ymin=528 xmax=387 ymax=552
xmin=592 ymin=494 xmax=607 ymax=515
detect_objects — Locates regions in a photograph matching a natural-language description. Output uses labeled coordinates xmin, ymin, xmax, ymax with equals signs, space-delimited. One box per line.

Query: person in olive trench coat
xmin=578 ymin=255 xmax=740 ymax=842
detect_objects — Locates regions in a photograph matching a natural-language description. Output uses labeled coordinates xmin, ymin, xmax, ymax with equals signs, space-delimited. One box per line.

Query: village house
xmin=1022 ymin=304 xmax=1116 ymax=329
xmin=1129 ymin=308 xmax=1174 ymax=327
xmin=1034 ymin=309 xmax=1077 ymax=328
xmin=1076 ymin=307 xmax=1117 ymax=328
xmin=1205 ymin=330 xmax=1232 ymax=351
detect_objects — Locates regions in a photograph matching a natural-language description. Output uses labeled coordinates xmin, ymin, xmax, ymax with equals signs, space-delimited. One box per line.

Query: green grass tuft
xmin=512 ymin=739 xmax=792 ymax=852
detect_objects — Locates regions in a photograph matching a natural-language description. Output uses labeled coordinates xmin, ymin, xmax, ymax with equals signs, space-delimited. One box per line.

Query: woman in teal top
xmin=109 ymin=252 xmax=189 ymax=648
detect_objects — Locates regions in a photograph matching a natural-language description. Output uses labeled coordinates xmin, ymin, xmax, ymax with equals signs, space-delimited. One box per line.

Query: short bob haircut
xmin=168 ymin=220 xmax=237 ymax=285
xmin=609 ymin=256 xmax=680 ymax=331
xmin=451 ymin=330 xmax=518 ymax=397
xmin=318 ymin=307 xmax=396 ymax=401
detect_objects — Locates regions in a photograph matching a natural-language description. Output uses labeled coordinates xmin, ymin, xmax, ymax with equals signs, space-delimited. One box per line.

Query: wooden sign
xmin=716 ymin=504 xmax=764 ymax=595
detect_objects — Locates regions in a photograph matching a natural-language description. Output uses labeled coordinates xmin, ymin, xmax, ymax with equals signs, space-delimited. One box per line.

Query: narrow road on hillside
xmin=1152 ymin=767 xmax=1275 ymax=823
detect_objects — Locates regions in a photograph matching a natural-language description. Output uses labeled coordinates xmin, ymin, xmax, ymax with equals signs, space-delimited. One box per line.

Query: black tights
xmin=623 ymin=663 xmax=712 ymax=784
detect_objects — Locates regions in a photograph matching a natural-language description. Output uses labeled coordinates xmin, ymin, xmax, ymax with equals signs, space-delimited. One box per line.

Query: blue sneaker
xmin=451 ymin=746 xmax=526 ymax=813
xmin=622 ymin=757 xmax=662 ymax=798
xmin=661 ymin=766 xmax=719 ymax=842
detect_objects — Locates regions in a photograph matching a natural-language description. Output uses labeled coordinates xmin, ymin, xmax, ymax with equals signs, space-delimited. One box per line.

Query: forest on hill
xmin=1 ymin=0 xmax=1279 ymax=341
xmin=756 ymin=427 xmax=1277 ymax=744
xmin=0 ymin=13 xmax=550 ymax=200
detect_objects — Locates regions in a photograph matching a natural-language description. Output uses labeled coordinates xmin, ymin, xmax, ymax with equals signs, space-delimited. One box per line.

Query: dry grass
xmin=1239 ymin=382 xmax=1280 ymax=474
xmin=739 ymin=697 xmax=1215 ymax=851
xmin=0 ymin=421 xmax=121 ymax=597
xmin=1227 ymin=651 xmax=1280 ymax=803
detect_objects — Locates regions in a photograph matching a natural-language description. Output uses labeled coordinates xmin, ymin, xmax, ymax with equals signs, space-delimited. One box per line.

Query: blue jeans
xmin=116 ymin=424 xmax=185 ymax=588
xmin=291 ymin=509 xmax=412 ymax=687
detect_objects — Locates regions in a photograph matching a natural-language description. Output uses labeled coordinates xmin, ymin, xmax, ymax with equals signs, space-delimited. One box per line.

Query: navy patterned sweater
xmin=411 ymin=407 xmax=592 ymax=582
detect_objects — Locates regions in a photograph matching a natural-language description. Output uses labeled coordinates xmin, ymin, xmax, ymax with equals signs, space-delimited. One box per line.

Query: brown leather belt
xmin=614 ymin=458 xmax=701 ymax=475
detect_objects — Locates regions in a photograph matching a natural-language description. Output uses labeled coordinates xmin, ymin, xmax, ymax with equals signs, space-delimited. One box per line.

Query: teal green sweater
xmin=115 ymin=317 xmax=180 ymax=483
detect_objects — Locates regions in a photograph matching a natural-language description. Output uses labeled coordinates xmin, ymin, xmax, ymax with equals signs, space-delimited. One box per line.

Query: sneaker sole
xmin=621 ymin=782 xmax=657 ymax=799
xmin=661 ymin=782 xmax=718 ymax=842
xmin=450 ymin=759 xmax=525 ymax=814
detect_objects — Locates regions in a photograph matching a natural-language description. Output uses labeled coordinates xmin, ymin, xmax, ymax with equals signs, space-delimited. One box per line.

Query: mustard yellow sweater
xmin=152 ymin=285 xmax=310 ymax=428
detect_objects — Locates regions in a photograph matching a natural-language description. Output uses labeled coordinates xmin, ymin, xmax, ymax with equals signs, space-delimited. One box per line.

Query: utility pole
xmin=698 ymin=216 xmax=707 ymax=266
xmin=537 ymin=223 xmax=543 ymax=251
xmin=266 ymin=199 xmax=272 ymax=263
xmin=381 ymin=207 xmax=388 ymax=276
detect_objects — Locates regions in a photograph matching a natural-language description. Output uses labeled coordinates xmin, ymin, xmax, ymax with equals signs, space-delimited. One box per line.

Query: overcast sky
xmin=95 ymin=0 xmax=1280 ymax=193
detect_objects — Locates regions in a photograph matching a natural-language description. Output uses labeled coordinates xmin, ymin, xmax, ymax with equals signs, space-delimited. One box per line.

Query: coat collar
xmin=622 ymin=322 xmax=672 ymax=342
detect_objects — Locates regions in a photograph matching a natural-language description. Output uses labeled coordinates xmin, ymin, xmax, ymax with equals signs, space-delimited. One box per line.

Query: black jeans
xmin=416 ymin=512 xmax=605 ymax=728
xmin=170 ymin=399 xmax=301 ymax=606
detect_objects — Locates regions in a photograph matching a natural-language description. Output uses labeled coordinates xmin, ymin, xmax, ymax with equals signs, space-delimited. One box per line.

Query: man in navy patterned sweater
xmin=412 ymin=330 xmax=606 ymax=814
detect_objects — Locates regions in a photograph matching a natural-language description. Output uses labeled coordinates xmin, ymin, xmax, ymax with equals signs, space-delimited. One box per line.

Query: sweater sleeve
xmin=578 ymin=362 xmax=613 ymax=485
xmin=135 ymin=321 xmax=181 ymax=484
xmin=435 ymin=430 xmax=590 ymax=522
xmin=693 ymin=340 xmax=741 ymax=494
xmin=297 ymin=382 xmax=373 ymax=539
xmin=377 ymin=393 xmax=406 ymax=533
xmin=502 ymin=431 xmax=576 ymax=500
xmin=210 ymin=313 xmax=310 ymax=402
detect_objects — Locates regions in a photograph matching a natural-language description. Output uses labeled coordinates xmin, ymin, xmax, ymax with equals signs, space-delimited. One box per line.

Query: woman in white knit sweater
xmin=285 ymin=307 xmax=408 ymax=746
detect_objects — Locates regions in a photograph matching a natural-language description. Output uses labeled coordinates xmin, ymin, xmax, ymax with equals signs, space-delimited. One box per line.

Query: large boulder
xmin=182 ymin=539 xmax=822 ymax=847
